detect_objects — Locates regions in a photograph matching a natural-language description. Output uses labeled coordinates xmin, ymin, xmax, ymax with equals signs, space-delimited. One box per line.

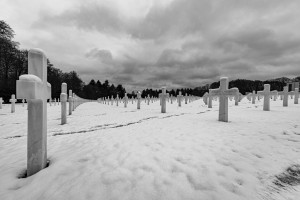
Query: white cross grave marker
xmin=271 ymin=91 xmax=278 ymax=101
xmin=234 ymin=93 xmax=239 ymax=106
xmin=257 ymin=84 xmax=271 ymax=111
xmin=10 ymin=94 xmax=16 ymax=113
xmin=61 ymin=83 xmax=67 ymax=124
xmin=124 ymin=93 xmax=128 ymax=108
xmin=208 ymin=90 xmax=213 ymax=108
xmin=72 ymin=93 xmax=75 ymax=111
xmin=177 ymin=92 xmax=183 ymax=107
xmin=160 ymin=87 xmax=169 ymax=113
xmin=147 ymin=94 xmax=150 ymax=105
xmin=116 ymin=94 xmax=119 ymax=106
xmin=184 ymin=93 xmax=188 ymax=104
xmin=294 ymin=88 xmax=299 ymax=104
xmin=210 ymin=77 xmax=238 ymax=122
xmin=137 ymin=91 xmax=141 ymax=109
xmin=250 ymin=91 xmax=256 ymax=104
xmin=16 ymin=48 xmax=52 ymax=176
xmin=69 ymin=90 xmax=73 ymax=115
xmin=283 ymin=86 xmax=288 ymax=107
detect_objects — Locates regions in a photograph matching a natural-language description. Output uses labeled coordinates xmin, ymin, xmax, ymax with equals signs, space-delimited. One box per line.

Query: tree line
xmin=0 ymin=20 xmax=127 ymax=102
xmin=210 ymin=78 xmax=300 ymax=95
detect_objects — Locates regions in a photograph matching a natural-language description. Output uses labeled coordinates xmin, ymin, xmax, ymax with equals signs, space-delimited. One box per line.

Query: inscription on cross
xmin=16 ymin=49 xmax=52 ymax=176
xmin=210 ymin=77 xmax=238 ymax=122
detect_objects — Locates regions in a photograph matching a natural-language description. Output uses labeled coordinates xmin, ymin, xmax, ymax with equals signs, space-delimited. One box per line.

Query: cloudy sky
xmin=1 ymin=0 xmax=300 ymax=90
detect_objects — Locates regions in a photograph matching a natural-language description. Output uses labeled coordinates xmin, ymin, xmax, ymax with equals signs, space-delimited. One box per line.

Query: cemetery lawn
xmin=0 ymin=99 xmax=299 ymax=200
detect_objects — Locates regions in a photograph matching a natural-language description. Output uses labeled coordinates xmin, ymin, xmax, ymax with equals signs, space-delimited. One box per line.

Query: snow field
xmin=0 ymin=98 xmax=299 ymax=200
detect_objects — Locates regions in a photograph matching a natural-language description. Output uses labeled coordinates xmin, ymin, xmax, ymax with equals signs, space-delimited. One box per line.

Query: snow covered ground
xmin=0 ymin=97 xmax=299 ymax=200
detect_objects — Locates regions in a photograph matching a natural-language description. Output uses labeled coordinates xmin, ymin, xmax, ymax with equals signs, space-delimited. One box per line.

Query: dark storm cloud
xmin=26 ymin=0 xmax=300 ymax=89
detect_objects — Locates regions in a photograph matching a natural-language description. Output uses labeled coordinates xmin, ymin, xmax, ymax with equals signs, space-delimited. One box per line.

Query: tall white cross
xmin=257 ymin=84 xmax=271 ymax=111
xmin=283 ymin=86 xmax=288 ymax=107
xmin=294 ymin=88 xmax=299 ymax=104
xmin=116 ymin=94 xmax=119 ymax=106
xmin=137 ymin=91 xmax=141 ymax=109
xmin=271 ymin=90 xmax=278 ymax=101
xmin=16 ymin=48 xmax=51 ymax=176
xmin=124 ymin=93 xmax=128 ymax=108
xmin=160 ymin=87 xmax=169 ymax=113
xmin=208 ymin=90 xmax=213 ymax=108
xmin=72 ymin=93 xmax=75 ymax=111
xmin=210 ymin=77 xmax=238 ymax=122
xmin=61 ymin=83 xmax=67 ymax=124
xmin=10 ymin=94 xmax=17 ymax=113
xmin=69 ymin=90 xmax=73 ymax=115
xmin=147 ymin=94 xmax=150 ymax=105
xmin=234 ymin=93 xmax=239 ymax=106
xmin=250 ymin=91 xmax=256 ymax=104
xmin=177 ymin=92 xmax=183 ymax=107
xmin=184 ymin=93 xmax=188 ymax=104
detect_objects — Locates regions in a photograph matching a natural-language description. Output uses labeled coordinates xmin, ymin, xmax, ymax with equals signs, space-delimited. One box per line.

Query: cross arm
xmin=16 ymin=74 xmax=43 ymax=100
xmin=209 ymin=88 xmax=220 ymax=96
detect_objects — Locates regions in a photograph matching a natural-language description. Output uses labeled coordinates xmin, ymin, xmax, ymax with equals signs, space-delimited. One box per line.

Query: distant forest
xmin=1 ymin=20 xmax=299 ymax=102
